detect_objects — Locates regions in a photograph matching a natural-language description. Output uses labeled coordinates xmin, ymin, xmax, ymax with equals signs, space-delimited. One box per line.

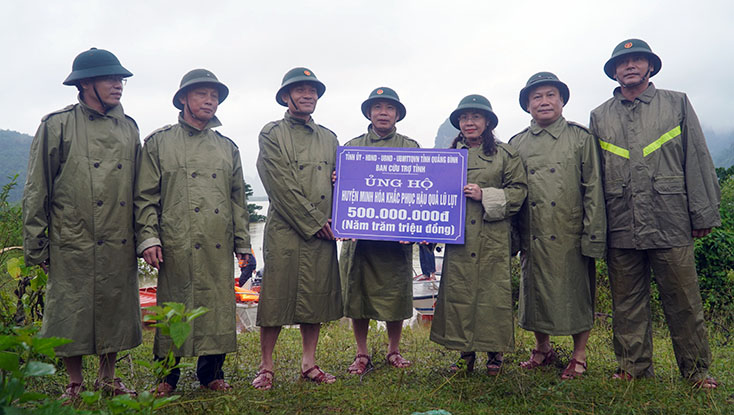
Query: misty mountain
xmin=433 ymin=118 xmax=459 ymax=149
xmin=0 ymin=129 xmax=32 ymax=203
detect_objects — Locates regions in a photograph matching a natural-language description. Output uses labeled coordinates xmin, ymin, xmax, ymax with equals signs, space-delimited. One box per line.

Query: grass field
xmin=28 ymin=316 xmax=734 ymax=415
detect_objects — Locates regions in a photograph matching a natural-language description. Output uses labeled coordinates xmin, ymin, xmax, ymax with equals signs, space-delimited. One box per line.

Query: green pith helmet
xmin=276 ymin=67 xmax=326 ymax=106
xmin=449 ymin=94 xmax=498 ymax=130
xmin=62 ymin=48 xmax=133 ymax=86
xmin=518 ymin=71 xmax=569 ymax=113
xmin=173 ymin=69 xmax=229 ymax=110
xmin=604 ymin=38 xmax=662 ymax=80
xmin=360 ymin=87 xmax=406 ymax=122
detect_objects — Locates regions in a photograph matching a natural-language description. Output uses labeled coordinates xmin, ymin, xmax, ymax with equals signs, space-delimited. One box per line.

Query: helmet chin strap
xmin=620 ymin=66 xmax=651 ymax=89
xmin=92 ymin=83 xmax=108 ymax=112
xmin=288 ymin=91 xmax=301 ymax=112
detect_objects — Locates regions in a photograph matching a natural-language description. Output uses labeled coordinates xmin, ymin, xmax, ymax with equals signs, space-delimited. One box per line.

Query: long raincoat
xmin=589 ymin=84 xmax=721 ymax=249
xmin=340 ymin=127 xmax=419 ymax=321
xmin=134 ymin=115 xmax=251 ymax=357
xmin=256 ymin=112 xmax=342 ymax=327
xmin=430 ymin=141 xmax=527 ymax=352
xmin=509 ymin=117 xmax=606 ymax=335
xmin=23 ymin=98 xmax=142 ymax=357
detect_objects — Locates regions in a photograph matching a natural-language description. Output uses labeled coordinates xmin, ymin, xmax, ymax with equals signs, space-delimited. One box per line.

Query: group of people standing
xmin=22 ymin=36 xmax=720 ymax=402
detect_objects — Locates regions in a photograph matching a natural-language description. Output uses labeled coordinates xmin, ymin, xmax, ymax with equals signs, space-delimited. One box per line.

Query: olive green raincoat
xmin=134 ymin=115 xmax=251 ymax=357
xmin=590 ymin=84 xmax=721 ymax=249
xmin=256 ymin=112 xmax=342 ymax=327
xmin=590 ymin=83 xmax=720 ymax=381
xmin=23 ymin=98 xmax=142 ymax=357
xmin=340 ymin=127 xmax=419 ymax=321
xmin=509 ymin=117 xmax=606 ymax=335
xmin=430 ymin=141 xmax=527 ymax=352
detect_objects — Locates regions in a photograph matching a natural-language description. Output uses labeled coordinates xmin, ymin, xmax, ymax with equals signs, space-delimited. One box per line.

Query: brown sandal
xmin=151 ymin=382 xmax=175 ymax=397
xmin=201 ymin=379 xmax=232 ymax=391
xmin=612 ymin=370 xmax=633 ymax=381
xmin=94 ymin=377 xmax=136 ymax=396
xmin=561 ymin=358 xmax=587 ymax=380
xmin=449 ymin=352 xmax=476 ymax=373
xmin=347 ymin=354 xmax=373 ymax=375
xmin=301 ymin=365 xmax=336 ymax=384
xmin=252 ymin=369 xmax=274 ymax=390
xmin=61 ymin=382 xmax=86 ymax=402
xmin=520 ymin=348 xmax=556 ymax=370
xmin=693 ymin=377 xmax=718 ymax=389
xmin=386 ymin=351 xmax=412 ymax=368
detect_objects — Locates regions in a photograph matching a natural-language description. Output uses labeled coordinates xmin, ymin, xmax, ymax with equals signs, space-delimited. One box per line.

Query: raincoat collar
xmin=455 ymin=138 xmax=495 ymax=162
xmin=613 ymin=82 xmax=657 ymax=104
xmin=366 ymin=125 xmax=397 ymax=142
xmin=178 ymin=113 xmax=222 ymax=133
xmin=77 ymin=94 xmax=126 ymax=120
xmin=284 ymin=111 xmax=317 ymax=131
xmin=529 ymin=116 xmax=566 ymax=139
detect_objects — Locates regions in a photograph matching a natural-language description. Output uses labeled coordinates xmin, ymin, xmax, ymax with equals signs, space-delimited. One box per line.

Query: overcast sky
xmin=3 ymin=0 xmax=732 ymax=194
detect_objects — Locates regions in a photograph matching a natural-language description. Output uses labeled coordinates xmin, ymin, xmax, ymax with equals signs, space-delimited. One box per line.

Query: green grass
xmin=28 ymin=317 xmax=734 ymax=415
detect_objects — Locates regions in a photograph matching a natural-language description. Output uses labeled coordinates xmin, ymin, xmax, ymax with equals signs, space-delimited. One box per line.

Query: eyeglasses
xmin=96 ymin=75 xmax=127 ymax=86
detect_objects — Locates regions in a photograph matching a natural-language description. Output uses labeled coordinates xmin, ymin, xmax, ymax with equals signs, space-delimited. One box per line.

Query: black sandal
xmin=486 ymin=352 xmax=503 ymax=376
xmin=449 ymin=351 xmax=476 ymax=373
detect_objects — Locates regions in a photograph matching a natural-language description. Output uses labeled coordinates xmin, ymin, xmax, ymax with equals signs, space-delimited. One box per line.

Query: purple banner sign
xmin=332 ymin=146 xmax=467 ymax=243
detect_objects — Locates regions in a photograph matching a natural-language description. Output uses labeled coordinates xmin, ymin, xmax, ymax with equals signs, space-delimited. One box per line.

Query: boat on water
xmin=138 ymin=274 xmax=260 ymax=332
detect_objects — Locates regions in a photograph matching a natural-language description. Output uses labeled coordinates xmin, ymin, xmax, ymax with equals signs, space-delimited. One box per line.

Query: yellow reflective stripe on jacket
xmin=643 ymin=126 xmax=682 ymax=157
xmin=598 ymin=139 xmax=630 ymax=159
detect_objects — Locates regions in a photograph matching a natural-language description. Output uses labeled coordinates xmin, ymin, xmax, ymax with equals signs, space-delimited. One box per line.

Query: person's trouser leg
xmin=607 ymin=248 xmax=654 ymax=377
xmin=419 ymin=244 xmax=435 ymax=276
xmin=154 ymin=355 xmax=181 ymax=388
xmin=197 ymin=354 xmax=226 ymax=386
xmin=649 ymin=246 xmax=711 ymax=381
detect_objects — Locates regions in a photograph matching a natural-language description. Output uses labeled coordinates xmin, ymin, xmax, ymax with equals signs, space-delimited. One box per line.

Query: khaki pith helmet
xmin=518 ymin=71 xmax=570 ymax=113
xmin=360 ymin=87 xmax=406 ymax=122
xmin=63 ymin=48 xmax=132 ymax=86
xmin=449 ymin=94 xmax=498 ymax=130
xmin=604 ymin=38 xmax=662 ymax=80
xmin=276 ymin=67 xmax=325 ymax=106
xmin=173 ymin=69 xmax=229 ymax=110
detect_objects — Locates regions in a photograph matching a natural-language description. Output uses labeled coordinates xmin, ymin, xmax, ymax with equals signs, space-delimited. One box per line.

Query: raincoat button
xmin=117 ymin=163 xmax=123 ymax=169
xmin=215 ymin=208 xmax=219 ymax=214
xmin=299 ymin=165 xmax=304 ymax=170
xmin=317 ymin=166 xmax=322 ymax=170
xmin=470 ymin=252 xmax=476 ymax=257
xmin=194 ymin=243 xmax=201 ymax=249
xmin=191 ymin=172 xmax=197 ymax=178
xmin=550 ymin=235 xmax=556 ymax=241
xmin=216 ymin=243 xmax=221 ymax=249
xmin=212 ymin=173 xmax=217 ymax=178
xmin=531 ymin=202 xmax=536 ymax=207
xmin=97 ymin=240 xmax=104 ymax=245
xmin=194 ymin=207 xmax=200 ymax=212
xmin=189 ymin=132 xmax=193 ymax=136
xmin=97 ymin=200 xmax=103 ymax=206
xmin=120 ymin=201 xmax=126 ymax=206
xmin=89 ymin=115 xmax=94 ymax=121
xmin=94 ymin=162 xmax=100 ymax=168
xmin=532 ymin=236 xmax=537 ymax=240
xmin=550 ymin=168 xmax=556 ymax=173
xmin=591 ymin=235 xmax=596 ymax=240
xmin=471 ymin=219 xmax=476 ymax=224
xmin=122 ymin=239 xmax=127 ymax=244
xmin=551 ymin=201 xmax=556 ymax=207
xmin=320 ymin=195 xmax=325 ymax=200
xmin=530 ymin=169 xmax=535 ymax=174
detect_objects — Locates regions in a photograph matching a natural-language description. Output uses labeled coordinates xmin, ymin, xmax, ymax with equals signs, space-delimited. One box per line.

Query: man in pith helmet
xmin=340 ymin=87 xmax=418 ymax=374
xmin=590 ymin=39 xmax=720 ymax=388
xmin=135 ymin=69 xmax=251 ymax=395
xmin=23 ymin=47 xmax=142 ymax=400
xmin=509 ymin=72 xmax=606 ymax=380
xmin=253 ymin=67 xmax=342 ymax=389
